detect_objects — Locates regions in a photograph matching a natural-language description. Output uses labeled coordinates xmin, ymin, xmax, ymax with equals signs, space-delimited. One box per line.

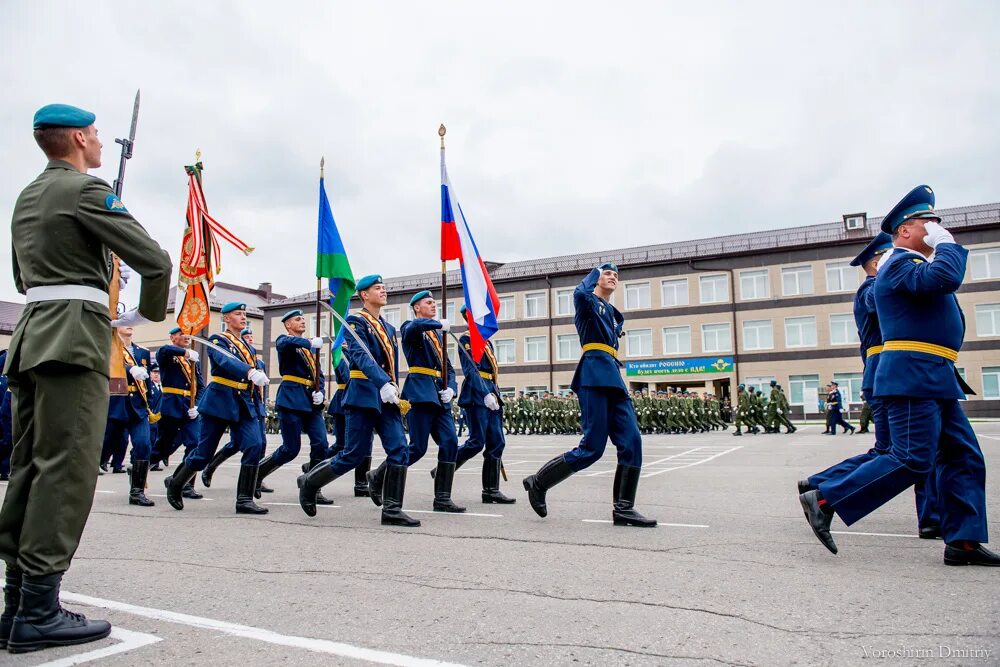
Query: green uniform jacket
xmin=6 ymin=160 xmax=173 ymax=378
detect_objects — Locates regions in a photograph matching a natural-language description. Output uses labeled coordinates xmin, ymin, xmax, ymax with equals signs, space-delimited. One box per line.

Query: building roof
xmin=167 ymin=281 xmax=285 ymax=317
xmin=0 ymin=301 xmax=25 ymax=334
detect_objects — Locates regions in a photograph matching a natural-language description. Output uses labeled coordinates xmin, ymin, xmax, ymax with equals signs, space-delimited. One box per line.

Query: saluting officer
xmin=0 ymin=104 xmax=172 ymax=652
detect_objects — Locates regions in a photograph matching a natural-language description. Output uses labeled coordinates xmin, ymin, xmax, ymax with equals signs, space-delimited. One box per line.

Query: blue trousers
xmin=828 ymin=409 xmax=853 ymax=432
xmin=327 ymin=413 xmax=346 ymax=456
xmin=407 ymin=403 xmax=458 ymax=465
xmin=102 ymin=415 xmax=150 ymax=463
xmin=271 ymin=408 xmax=329 ymax=466
xmin=218 ymin=416 xmax=268 ymax=460
xmin=151 ymin=415 xmax=200 ymax=463
xmin=326 ymin=405 xmax=407 ymax=475
xmin=819 ymin=398 xmax=987 ymax=543
xmin=185 ymin=413 xmax=263 ymax=471
xmin=456 ymin=405 xmax=505 ymax=464
xmin=563 ymin=388 xmax=641 ymax=472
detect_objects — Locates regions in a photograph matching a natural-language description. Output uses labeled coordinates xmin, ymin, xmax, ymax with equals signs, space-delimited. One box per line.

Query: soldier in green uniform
xmin=732 ymin=384 xmax=750 ymax=436
xmin=775 ymin=384 xmax=797 ymax=433
xmin=856 ymin=391 xmax=872 ymax=434
xmin=0 ymin=104 xmax=172 ymax=653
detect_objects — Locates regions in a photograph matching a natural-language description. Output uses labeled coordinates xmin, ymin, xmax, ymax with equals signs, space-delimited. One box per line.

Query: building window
xmin=662 ymin=326 xmax=691 ymax=355
xmin=744 ymin=376 xmax=776 ymax=396
xmin=524 ymin=292 xmax=547 ymax=319
xmin=742 ymin=319 xmax=773 ymax=350
xmin=624 ymin=282 xmax=651 ymax=310
xmin=661 ymin=278 xmax=689 ymax=307
xmin=829 ymin=313 xmax=860 ymax=345
xmin=975 ymin=303 xmax=1000 ymax=337
xmin=494 ymin=338 xmax=516 ymax=365
xmin=785 ymin=316 xmax=817 ymax=348
xmin=497 ymin=296 xmax=515 ymax=321
xmin=701 ymin=323 xmax=731 ymax=353
xmin=826 ymin=261 xmax=861 ymax=293
xmin=524 ymin=335 xmax=547 ymax=362
xmin=970 ymin=247 xmax=1000 ymax=280
xmin=446 ymin=341 xmax=458 ymax=366
xmin=781 ymin=265 xmax=814 ymax=296
xmin=789 ymin=374 xmax=820 ymax=406
xmin=626 ymin=329 xmax=652 ymax=357
xmin=699 ymin=275 xmax=729 ymax=304
xmin=983 ymin=367 xmax=1000 ymax=399
xmin=446 ymin=303 xmax=456 ymax=323
xmin=833 ymin=372 xmax=863 ymax=405
xmin=739 ymin=269 xmax=769 ymax=300
xmin=524 ymin=385 xmax=548 ymax=397
xmin=555 ymin=289 xmax=574 ymax=316
xmin=381 ymin=308 xmax=400 ymax=327
xmin=556 ymin=334 xmax=581 ymax=361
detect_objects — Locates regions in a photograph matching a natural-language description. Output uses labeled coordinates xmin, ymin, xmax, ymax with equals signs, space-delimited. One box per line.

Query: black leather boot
xmin=235 ymin=465 xmax=269 ymax=514
xmin=128 ymin=460 xmax=155 ymax=507
xmin=182 ymin=480 xmax=203 ymax=499
xmin=7 ymin=573 xmax=111 ymax=654
xmin=732 ymin=427 xmax=742 ymax=436
xmin=253 ymin=455 xmax=282 ymax=500
xmin=381 ymin=464 xmax=420 ymax=527
xmin=354 ymin=456 xmax=371 ymax=497
xmin=300 ymin=458 xmax=334 ymax=505
xmin=612 ymin=464 xmax=657 ymax=527
xmin=0 ymin=565 xmax=21 ymax=650
xmin=297 ymin=460 xmax=340 ymax=517
xmin=482 ymin=456 xmax=515 ymax=504
xmin=200 ymin=447 xmax=237 ymax=488
xmin=164 ymin=462 xmax=196 ymax=510
xmin=366 ymin=461 xmax=388 ymax=507
xmin=522 ymin=455 xmax=574 ymax=518
xmin=433 ymin=462 xmax=466 ymax=513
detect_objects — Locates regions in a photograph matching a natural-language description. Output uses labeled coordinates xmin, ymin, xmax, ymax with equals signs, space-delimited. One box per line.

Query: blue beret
xmin=599 ymin=263 xmax=618 ymax=273
xmin=168 ymin=326 xmax=182 ymax=335
xmin=281 ymin=309 xmax=303 ymax=323
xmin=880 ymin=185 xmax=939 ymax=234
xmin=738 ymin=384 xmax=745 ymax=389
xmin=409 ymin=290 xmax=433 ymax=307
xmin=221 ymin=302 xmax=246 ymax=314
xmin=850 ymin=232 xmax=894 ymax=267
xmin=241 ymin=327 xmax=253 ymax=336
xmin=33 ymin=104 xmax=96 ymax=130
xmin=356 ymin=274 xmax=383 ymax=292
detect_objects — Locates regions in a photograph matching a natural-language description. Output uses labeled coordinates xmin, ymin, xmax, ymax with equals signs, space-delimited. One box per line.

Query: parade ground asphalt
xmin=2 ymin=423 xmax=999 ymax=667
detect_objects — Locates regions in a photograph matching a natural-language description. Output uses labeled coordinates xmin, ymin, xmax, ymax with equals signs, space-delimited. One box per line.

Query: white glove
xmin=484 ymin=393 xmax=500 ymax=411
xmin=310 ymin=337 xmax=325 ymax=349
xmin=438 ymin=318 xmax=451 ymax=332
xmin=118 ymin=262 xmax=133 ymax=290
xmin=876 ymin=249 xmax=893 ymax=273
xmin=379 ymin=383 xmax=400 ymax=405
xmin=922 ymin=221 xmax=955 ymax=249
xmin=248 ymin=369 xmax=269 ymax=387
xmin=111 ymin=307 xmax=150 ymax=328
xmin=129 ymin=365 xmax=149 ymax=381
xmin=438 ymin=387 xmax=455 ymax=403
xmin=312 ymin=390 xmax=324 ymax=405
xmin=185 ymin=349 xmax=200 ymax=363
xmin=187 ymin=407 xmax=199 ymax=419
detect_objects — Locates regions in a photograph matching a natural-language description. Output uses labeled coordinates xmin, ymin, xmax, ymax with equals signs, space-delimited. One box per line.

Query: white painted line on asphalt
xmin=34 ymin=627 xmax=162 ymax=666
xmin=831 ymin=530 xmax=920 ymax=539
xmin=61 ymin=592 xmax=466 ymax=667
xmin=148 ymin=494 xmax=215 ymax=501
xmin=95 ymin=490 xmax=117 ymax=494
xmin=979 ymin=434 xmax=1000 ymax=440
xmin=642 ymin=446 xmax=743 ymax=478
xmin=264 ymin=502 xmax=342 ymax=508
xmin=405 ymin=509 xmax=503 ymax=518
xmin=582 ymin=519 xmax=710 ymax=528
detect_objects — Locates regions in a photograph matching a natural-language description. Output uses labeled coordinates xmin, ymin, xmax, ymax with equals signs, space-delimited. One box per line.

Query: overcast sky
xmin=2 ymin=1 xmax=998 ymax=305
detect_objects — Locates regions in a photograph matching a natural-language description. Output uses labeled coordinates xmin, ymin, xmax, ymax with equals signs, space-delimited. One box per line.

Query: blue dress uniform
xmin=147 ymin=370 xmax=162 ymax=453
xmin=824 ymin=386 xmax=854 ymax=434
xmin=0 ymin=351 xmax=11 ymax=481
xmin=297 ymin=274 xmax=418 ymax=527
xmin=523 ymin=265 xmax=655 ymax=526
xmin=801 ymin=185 xmax=997 ymax=565
xmin=100 ymin=341 xmax=156 ymax=505
xmin=325 ymin=357 xmax=371 ymax=497
xmin=151 ymin=330 xmax=205 ymax=500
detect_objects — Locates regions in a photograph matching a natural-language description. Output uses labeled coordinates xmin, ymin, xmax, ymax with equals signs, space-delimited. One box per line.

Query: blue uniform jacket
xmin=155 ymin=345 xmax=205 ymax=420
xmin=457 ymin=335 xmax=498 ymax=408
xmin=570 ymin=268 xmax=626 ymax=395
xmin=148 ymin=382 xmax=162 ymax=415
xmin=342 ymin=312 xmax=398 ymax=412
xmin=198 ymin=332 xmax=261 ymax=421
xmin=274 ymin=335 xmax=325 ymax=413
xmin=327 ymin=358 xmax=350 ymax=416
xmin=853 ymin=276 xmax=882 ymax=393
xmin=827 ymin=389 xmax=844 ymax=413
xmin=400 ymin=318 xmax=457 ymax=406
xmin=109 ymin=343 xmax=152 ymax=422
xmin=873 ymin=244 xmax=968 ymax=400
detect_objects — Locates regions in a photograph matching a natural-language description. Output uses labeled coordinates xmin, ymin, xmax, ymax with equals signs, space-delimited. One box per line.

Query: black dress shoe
xmin=799 ymin=490 xmax=837 ymax=554
xmin=944 ymin=543 xmax=1000 ymax=566
xmin=919 ymin=525 xmax=942 ymax=540
xmin=797 ymin=479 xmax=813 ymax=495
xmin=112 ymin=467 xmax=126 ymax=474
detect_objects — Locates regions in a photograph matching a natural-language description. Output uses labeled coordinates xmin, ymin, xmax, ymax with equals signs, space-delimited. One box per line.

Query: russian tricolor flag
xmin=440 ymin=146 xmax=500 ymax=363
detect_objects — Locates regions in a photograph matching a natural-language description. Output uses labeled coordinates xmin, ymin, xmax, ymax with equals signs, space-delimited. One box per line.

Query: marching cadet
xmin=0 ymin=351 xmax=11 ymax=482
xmin=151 ymin=327 xmax=204 ymax=500
xmin=732 ymin=384 xmax=751 ymax=436
xmin=164 ymin=303 xmax=270 ymax=514
xmin=800 ymin=185 xmax=997 ymax=565
xmin=775 ymin=385 xmax=796 ymax=434
xmin=523 ymin=264 xmax=655 ymax=526
xmin=1 ymin=104 xmax=172 ymax=652
xmin=397 ymin=291 xmax=465 ymax=511
xmin=148 ymin=365 xmax=162 ymax=450
xmin=824 ymin=381 xmax=855 ymax=435
xmin=253 ymin=310 xmax=332 ymax=501
xmin=765 ymin=381 xmax=781 ymax=433
xmin=323 ymin=353 xmax=370 ymax=497
xmin=856 ymin=392 xmax=872 ymax=434
xmin=445 ymin=305 xmax=516 ymax=504
xmin=297 ymin=275 xmax=418 ymax=526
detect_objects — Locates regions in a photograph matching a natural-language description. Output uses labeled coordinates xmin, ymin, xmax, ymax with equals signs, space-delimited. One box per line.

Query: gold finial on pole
xmin=195 ymin=148 xmax=201 ymax=163
xmin=439 ymin=124 xmax=446 ymax=149
xmin=320 ymin=156 xmax=325 ymax=179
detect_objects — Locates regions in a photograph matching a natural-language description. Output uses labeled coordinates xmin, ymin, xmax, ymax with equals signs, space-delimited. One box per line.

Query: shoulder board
xmin=912 ymin=258 xmax=925 ymax=264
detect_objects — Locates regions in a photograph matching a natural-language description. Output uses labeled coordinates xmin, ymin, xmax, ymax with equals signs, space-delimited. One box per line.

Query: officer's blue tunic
xmin=151 ymin=344 xmax=204 ymax=463
xmin=101 ymin=343 xmax=153 ymax=463
xmin=269 ymin=335 xmax=329 ymax=466
xmin=562 ymin=268 xmax=641 ymax=471
xmin=185 ymin=332 xmax=264 ymax=470
xmin=826 ymin=389 xmax=852 ymax=432
xmin=401 ymin=318 xmax=458 ymax=465
xmin=0 ymin=351 xmax=12 ymax=476
xmin=148 ymin=380 xmax=162 ymax=451
xmin=216 ymin=355 xmax=268 ymax=461
xmin=455 ymin=336 xmax=505 ymax=464
xmin=819 ymin=245 xmax=987 ymax=543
